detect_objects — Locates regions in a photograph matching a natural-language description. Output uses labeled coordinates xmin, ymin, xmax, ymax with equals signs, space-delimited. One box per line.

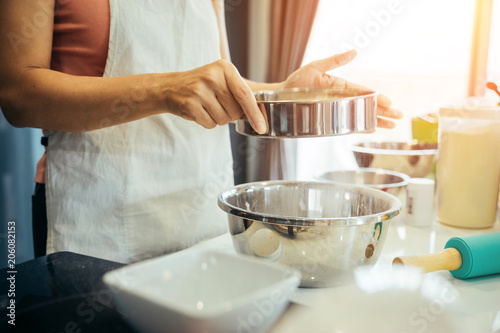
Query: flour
xmin=436 ymin=122 xmax=500 ymax=228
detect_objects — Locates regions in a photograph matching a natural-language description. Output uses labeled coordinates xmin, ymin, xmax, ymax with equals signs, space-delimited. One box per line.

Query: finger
xmin=179 ymin=110 xmax=196 ymax=122
xmin=318 ymin=74 xmax=347 ymax=88
xmin=310 ymin=49 xmax=357 ymax=72
xmin=376 ymin=117 xmax=396 ymax=129
xmin=362 ymin=129 xmax=376 ymax=134
xmin=378 ymin=106 xmax=403 ymax=119
xmin=239 ymin=114 xmax=248 ymax=122
xmin=215 ymin=89 xmax=245 ymax=121
xmin=323 ymin=77 xmax=399 ymax=118
xmin=188 ymin=100 xmax=217 ymax=129
xmin=203 ymin=94 xmax=232 ymax=125
xmin=377 ymin=93 xmax=393 ymax=108
xmin=197 ymin=109 xmax=218 ymax=129
xmin=340 ymin=79 xmax=393 ymax=108
xmin=224 ymin=65 xmax=267 ymax=134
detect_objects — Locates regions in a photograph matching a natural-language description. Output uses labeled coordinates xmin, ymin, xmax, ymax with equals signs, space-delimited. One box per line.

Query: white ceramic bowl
xmin=103 ymin=250 xmax=301 ymax=333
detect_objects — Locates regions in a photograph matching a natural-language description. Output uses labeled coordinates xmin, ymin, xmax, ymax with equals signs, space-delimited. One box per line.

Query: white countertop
xmin=192 ymin=218 xmax=500 ymax=332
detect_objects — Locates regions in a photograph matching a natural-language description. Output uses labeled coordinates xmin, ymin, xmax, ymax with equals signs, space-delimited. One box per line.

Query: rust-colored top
xmin=35 ymin=0 xmax=110 ymax=183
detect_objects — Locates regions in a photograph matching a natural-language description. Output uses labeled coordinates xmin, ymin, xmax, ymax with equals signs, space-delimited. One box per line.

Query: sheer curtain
xmin=267 ymin=0 xmax=320 ymax=82
xmin=247 ymin=0 xmax=319 ymax=181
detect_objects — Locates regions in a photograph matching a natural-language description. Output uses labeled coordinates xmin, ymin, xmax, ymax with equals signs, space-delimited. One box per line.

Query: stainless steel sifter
xmin=235 ymin=87 xmax=378 ymax=138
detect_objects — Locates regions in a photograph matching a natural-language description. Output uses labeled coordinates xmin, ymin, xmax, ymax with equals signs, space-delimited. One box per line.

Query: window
xmin=296 ymin=0 xmax=499 ymax=179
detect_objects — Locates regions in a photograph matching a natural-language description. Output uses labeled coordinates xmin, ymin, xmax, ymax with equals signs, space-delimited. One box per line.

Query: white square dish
xmin=103 ymin=250 xmax=301 ymax=333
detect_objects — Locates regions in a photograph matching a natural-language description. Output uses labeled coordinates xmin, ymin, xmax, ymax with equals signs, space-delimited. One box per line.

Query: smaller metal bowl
xmin=235 ymin=87 xmax=378 ymax=138
xmin=349 ymin=141 xmax=438 ymax=178
xmin=316 ymin=168 xmax=410 ymax=220
xmin=317 ymin=168 xmax=409 ymax=200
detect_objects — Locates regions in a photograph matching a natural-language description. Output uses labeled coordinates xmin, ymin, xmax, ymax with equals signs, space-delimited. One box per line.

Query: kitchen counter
xmin=192 ymin=218 xmax=500 ymax=332
xmin=1 ymin=219 xmax=499 ymax=332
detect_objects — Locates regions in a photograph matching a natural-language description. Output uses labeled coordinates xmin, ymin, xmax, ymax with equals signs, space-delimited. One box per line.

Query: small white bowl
xmin=103 ymin=250 xmax=301 ymax=333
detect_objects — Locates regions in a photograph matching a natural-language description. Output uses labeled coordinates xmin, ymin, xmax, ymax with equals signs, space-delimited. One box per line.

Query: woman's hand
xmin=163 ymin=59 xmax=267 ymax=134
xmin=282 ymin=50 xmax=403 ymax=129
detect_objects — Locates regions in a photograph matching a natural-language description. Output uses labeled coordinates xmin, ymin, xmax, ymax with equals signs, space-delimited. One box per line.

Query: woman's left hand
xmin=282 ymin=49 xmax=403 ymax=129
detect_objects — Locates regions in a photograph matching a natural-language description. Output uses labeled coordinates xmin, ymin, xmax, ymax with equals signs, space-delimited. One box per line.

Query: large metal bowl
xmin=218 ymin=181 xmax=401 ymax=287
xmin=235 ymin=87 xmax=378 ymax=138
xmin=349 ymin=141 xmax=438 ymax=178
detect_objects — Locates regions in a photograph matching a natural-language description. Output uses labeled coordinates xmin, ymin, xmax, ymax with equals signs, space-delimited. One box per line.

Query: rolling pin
xmin=393 ymin=232 xmax=500 ymax=279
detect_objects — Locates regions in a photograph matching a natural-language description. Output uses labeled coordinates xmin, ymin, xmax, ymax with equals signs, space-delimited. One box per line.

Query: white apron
xmin=45 ymin=0 xmax=233 ymax=263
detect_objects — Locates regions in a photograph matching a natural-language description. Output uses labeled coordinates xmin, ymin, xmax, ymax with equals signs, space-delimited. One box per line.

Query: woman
xmin=0 ymin=0 xmax=402 ymax=263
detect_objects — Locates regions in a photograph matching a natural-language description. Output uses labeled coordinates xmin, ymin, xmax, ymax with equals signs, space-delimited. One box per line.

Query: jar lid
xmin=407 ymin=178 xmax=435 ymax=190
xmin=439 ymin=106 xmax=500 ymax=120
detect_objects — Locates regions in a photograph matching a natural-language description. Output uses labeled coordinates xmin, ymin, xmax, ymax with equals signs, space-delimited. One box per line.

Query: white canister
xmin=406 ymin=178 xmax=435 ymax=227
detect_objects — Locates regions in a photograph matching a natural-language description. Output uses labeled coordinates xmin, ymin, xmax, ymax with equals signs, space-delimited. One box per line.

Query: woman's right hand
xmin=162 ymin=59 xmax=267 ymax=134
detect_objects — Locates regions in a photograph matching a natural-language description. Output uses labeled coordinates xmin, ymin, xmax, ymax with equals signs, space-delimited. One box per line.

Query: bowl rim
xmin=315 ymin=168 xmax=411 ymax=189
xmin=218 ymin=180 xmax=401 ymax=227
xmin=349 ymin=140 xmax=437 ymax=156
xmin=253 ymin=87 xmax=378 ymax=103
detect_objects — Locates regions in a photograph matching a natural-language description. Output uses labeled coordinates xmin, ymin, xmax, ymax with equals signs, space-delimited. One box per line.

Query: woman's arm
xmin=0 ymin=0 xmax=267 ymax=133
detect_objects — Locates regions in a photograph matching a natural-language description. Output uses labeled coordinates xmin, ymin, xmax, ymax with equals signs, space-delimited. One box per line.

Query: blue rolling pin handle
xmin=445 ymin=232 xmax=500 ymax=279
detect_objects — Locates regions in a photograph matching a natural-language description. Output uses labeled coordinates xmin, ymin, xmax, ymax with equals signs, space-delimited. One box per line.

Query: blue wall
xmin=0 ymin=111 xmax=44 ymax=268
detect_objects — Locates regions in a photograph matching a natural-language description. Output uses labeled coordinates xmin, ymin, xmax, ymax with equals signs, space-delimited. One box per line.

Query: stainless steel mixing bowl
xmin=316 ymin=168 xmax=410 ymax=219
xmin=218 ymin=181 xmax=401 ymax=287
xmin=349 ymin=141 xmax=438 ymax=178
xmin=235 ymin=87 xmax=378 ymax=138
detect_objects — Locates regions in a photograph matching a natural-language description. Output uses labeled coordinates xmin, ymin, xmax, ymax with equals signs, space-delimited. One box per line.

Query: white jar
xmin=406 ymin=178 xmax=435 ymax=228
